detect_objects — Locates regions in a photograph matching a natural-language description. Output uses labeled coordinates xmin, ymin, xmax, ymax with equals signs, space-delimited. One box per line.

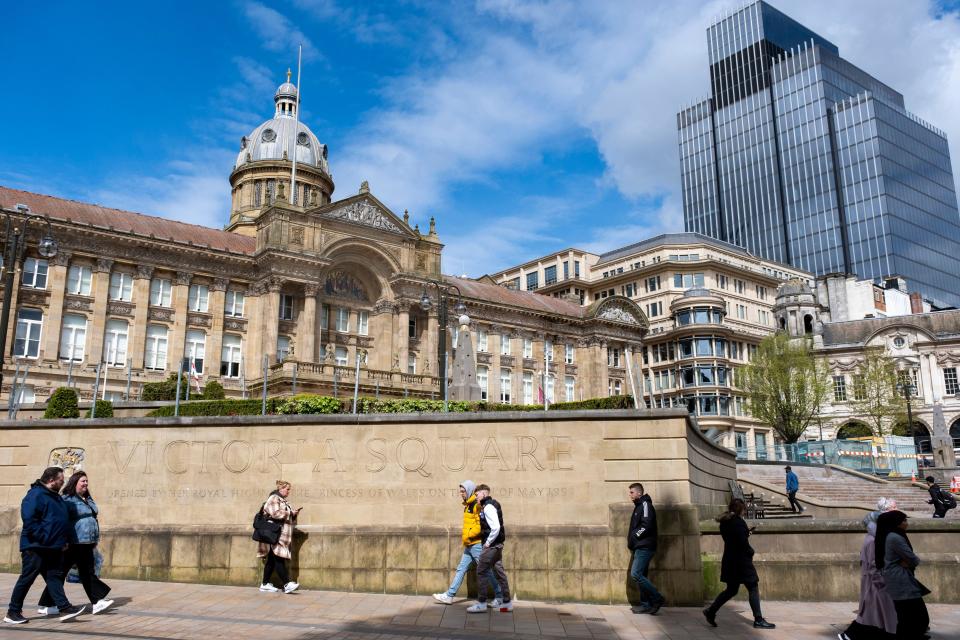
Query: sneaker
xmin=754 ymin=618 xmax=776 ymax=629
xmin=703 ymin=608 xmax=717 ymax=627
xmin=3 ymin=612 xmax=27 ymax=625
xmin=92 ymin=599 xmax=114 ymax=614
xmin=630 ymin=605 xmax=651 ymax=614
xmin=433 ymin=593 xmax=454 ymax=605
xmin=838 ymin=634 xmax=851 ymax=640
xmin=498 ymin=601 xmax=514 ymax=613
xmin=491 ymin=598 xmax=503 ymax=608
xmin=259 ymin=583 xmax=279 ymax=592
xmin=466 ymin=602 xmax=488 ymax=613
xmin=647 ymin=597 xmax=665 ymax=615
xmin=38 ymin=606 xmax=58 ymax=616
xmin=283 ymin=581 xmax=299 ymax=594
xmin=59 ymin=605 xmax=86 ymax=622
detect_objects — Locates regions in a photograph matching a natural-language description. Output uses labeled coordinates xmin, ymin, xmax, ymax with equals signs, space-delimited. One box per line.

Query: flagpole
xmin=290 ymin=44 xmax=303 ymax=204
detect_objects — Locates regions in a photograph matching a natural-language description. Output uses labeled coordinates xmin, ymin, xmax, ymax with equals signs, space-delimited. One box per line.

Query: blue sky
xmin=3 ymin=1 xmax=960 ymax=276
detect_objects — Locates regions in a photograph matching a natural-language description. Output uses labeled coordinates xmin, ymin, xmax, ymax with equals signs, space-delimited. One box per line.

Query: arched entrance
xmin=836 ymin=421 xmax=871 ymax=439
xmin=892 ymin=420 xmax=931 ymax=453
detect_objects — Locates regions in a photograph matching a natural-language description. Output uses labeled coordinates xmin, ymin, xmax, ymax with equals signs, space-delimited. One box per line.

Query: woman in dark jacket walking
xmin=703 ymin=498 xmax=775 ymax=630
xmin=38 ymin=471 xmax=113 ymax=616
xmin=875 ymin=510 xmax=930 ymax=640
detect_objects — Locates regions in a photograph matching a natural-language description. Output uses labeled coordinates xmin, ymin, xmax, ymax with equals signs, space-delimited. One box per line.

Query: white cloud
xmin=242 ymin=1 xmax=320 ymax=60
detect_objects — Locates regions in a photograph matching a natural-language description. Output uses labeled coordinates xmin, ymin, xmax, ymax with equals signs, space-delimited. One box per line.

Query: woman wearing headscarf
xmin=702 ymin=498 xmax=775 ymax=630
xmin=257 ymin=480 xmax=301 ymax=594
xmin=839 ymin=498 xmax=898 ymax=640
xmin=875 ymin=510 xmax=930 ymax=640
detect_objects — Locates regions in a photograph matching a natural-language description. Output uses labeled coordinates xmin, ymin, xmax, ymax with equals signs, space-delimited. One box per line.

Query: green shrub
xmin=276 ymin=394 xmax=344 ymax=415
xmin=202 ymin=380 xmax=226 ymax=400
xmin=146 ymin=399 xmax=277 ymax=417
xmin=85 ymin=400 xmax=114 ymax=418
xmin=550 ymin=395 xmax=635 ymax=411
xmin=44 ymin=387 xmax=80 ymax=419
xmin=142 ymin=373 xmax=190 ymax=401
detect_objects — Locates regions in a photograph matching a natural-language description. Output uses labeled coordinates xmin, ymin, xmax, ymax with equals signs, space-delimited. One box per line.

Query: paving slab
xmin=0 ymin=573 xmax=957 ymax=639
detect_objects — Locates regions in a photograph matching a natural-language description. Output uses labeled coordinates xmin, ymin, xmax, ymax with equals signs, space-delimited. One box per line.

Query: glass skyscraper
xmin=678 ymin=0 xmax=960 ymax=307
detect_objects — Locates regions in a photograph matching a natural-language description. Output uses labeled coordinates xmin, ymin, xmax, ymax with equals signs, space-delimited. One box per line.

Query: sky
xmin=2 ymin=0 xmax=960 ymax=277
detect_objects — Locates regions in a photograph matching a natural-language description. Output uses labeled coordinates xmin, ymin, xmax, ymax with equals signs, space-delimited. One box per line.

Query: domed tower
xmin=227 ymin=70 xmax=335 ymax=236
xmin=773 ymin=278 xmax=820 ymax=338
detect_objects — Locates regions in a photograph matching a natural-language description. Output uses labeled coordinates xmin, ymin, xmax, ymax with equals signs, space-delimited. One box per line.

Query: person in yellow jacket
xmin=433 ymin=481 xmax=503 ymax=605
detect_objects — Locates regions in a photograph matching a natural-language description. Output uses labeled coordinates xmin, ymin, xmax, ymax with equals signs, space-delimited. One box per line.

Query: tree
xmin=849 ymin=349 xmax=906 ymax=436
xmin=741 ymin=333 xmax=831 ymax=443
xmin=142 ymin=373 xmax=190 ymax=401
xmin=44 ymin=387 xmax=80 ymax=419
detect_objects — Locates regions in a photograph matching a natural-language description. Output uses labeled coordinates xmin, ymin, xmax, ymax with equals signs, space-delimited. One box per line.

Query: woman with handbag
xmin=257 ymin=480 xmax=301 ymax=594
xmin=37 ymin=471 xmax=113 ymax=616
xmin=875 ymin=510 xmax=930 ymax=640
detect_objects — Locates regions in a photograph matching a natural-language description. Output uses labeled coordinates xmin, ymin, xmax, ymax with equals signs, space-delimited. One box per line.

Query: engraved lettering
xmin=312 ymin=439 xmax=345 ymax=473
xmin=163 ymin=440 xmax=190 ymax=474
xmin=108 ymin=441 xmax=139 ymax=474
xmin=142 ymin=441 xmax=155 ymax=474
xmin=222 ymin=440 xmax=253 ymax=474
xmin=397 ymin=437 xmax=431 ymax=477
xmin=516 ymin=436 xmax=544 ymax=471
xmin=192 ymin=440 xmax=221 ymax=474
xmin=261 ymin=439 xmax=282 ymax=473
xmin=551 ymin=435 xmax=573 ymax=470
xmin=440 ymin=436 xmax=470 ymax=472
xmin=365 ymin=438 xmax=387 ymax=472
xmin=475 ymin=437 xmax=510 ymax=472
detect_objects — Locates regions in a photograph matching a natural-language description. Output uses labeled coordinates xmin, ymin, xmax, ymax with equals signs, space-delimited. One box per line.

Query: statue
xmin=324 ymin=343 xmax=334 ymax=362
xmin=391 ymin=353 xmax=401 ymax=372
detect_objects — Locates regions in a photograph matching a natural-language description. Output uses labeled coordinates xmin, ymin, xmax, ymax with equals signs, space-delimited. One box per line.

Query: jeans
xmin=707 ymin=581 xmax=762 ymax=620
xmin=7 ymin=549 xmax=72 ymax=616
xmin=629 ymin=548 xmax=663 ymax=606
xmin=39 ymin=543 xmax=110 ymax=606
xmin=446 ymin=543 xmax=502 ymax=598
xmin=787 ymin=491 xmax=803 ymax=513
xmin=476 ymin=544 xmax=511 ymax=604
xmin=262 ymin=551 xmax=290 ymax=587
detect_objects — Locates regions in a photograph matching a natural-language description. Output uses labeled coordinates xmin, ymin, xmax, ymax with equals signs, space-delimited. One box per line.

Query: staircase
xmin=737 ymin=463 xmax=950 ymax=517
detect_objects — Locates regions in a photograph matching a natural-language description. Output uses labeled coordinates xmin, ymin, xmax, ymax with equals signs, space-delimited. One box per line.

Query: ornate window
xmin=186 ymin=330 xmax=206 ymax=374
xmin=21 ymin=258 xmax=48 ymax=289
xmin=145 ymin=325 xmax=168 ymax=371
xmin=109 ymin=272 xmax=134 ymax=302
xmin=150 ymin=278 xmax=172 ymax=307
xmin=59 ymin=314 xmax=86 ymax=362
xmin=67 ymin=265 xmax=92 ymax=296
xmin=220 ymin=334 xmax=242 ymax=378
xmin=189 ymin=284 xmax=210 ymax=313
xmin=103 ymin=319 xmax=128 ymax=367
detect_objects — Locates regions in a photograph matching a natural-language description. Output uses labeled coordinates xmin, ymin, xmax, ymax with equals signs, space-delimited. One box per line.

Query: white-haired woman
xmin=839 ymin=497 xmax=898 ymax=640
xmin=257 ymin=480 xmax=301 ymax=594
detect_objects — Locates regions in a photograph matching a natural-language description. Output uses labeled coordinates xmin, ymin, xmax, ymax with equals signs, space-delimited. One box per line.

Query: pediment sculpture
xmin=323 ymin=200 xmax=403 ymax=233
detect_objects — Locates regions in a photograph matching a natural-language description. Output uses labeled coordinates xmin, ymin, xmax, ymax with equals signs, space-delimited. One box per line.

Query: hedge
xmin=145 ymin=394 xmax=636 ymax=417
xmin=85 ymin=400 xmax=114 ymax=418
xmin=44 ymin=387 xmax=80 ymax=419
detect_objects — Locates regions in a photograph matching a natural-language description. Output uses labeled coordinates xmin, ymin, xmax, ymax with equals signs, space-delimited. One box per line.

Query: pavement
xmin=0 ymin=574 xmax=958 ymax=640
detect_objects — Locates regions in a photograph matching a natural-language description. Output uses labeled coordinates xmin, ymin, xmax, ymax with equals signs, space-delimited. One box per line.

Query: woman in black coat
xmin=703 ymin=498 xmax=775 ymax=629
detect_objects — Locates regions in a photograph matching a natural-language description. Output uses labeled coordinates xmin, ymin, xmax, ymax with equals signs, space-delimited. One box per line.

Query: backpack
xmin=940 ymin=489 xmax=957 ymax=510
xmin=251 ymin=502 xmax=282 ymax=544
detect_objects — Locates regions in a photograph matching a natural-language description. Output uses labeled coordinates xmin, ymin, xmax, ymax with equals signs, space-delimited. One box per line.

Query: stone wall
xmin=0 ymin=408 xmax=735 ymax=605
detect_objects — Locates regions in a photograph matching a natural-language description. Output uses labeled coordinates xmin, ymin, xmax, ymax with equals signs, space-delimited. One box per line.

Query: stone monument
xmin=448 ymin=314 xmax=481 ymax=401
xmin=930 ymin=403 xmax=960 ymax=482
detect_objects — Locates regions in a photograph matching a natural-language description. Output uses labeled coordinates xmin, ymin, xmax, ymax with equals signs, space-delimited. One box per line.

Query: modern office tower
xmin=678 ymin=0 xmax=960 ymax=307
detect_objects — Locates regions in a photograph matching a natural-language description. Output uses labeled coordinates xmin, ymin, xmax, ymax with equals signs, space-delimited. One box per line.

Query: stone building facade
xmin=0 ymin=77 xmax=650 ymax=408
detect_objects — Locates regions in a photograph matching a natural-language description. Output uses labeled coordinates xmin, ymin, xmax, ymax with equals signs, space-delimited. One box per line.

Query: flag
xmin=537 ymin=385 xmax=544 ymax=404
xmin=189 ymin=358 xmax=202 ymax=393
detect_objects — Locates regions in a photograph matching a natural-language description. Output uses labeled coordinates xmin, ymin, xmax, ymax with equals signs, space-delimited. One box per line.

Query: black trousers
xmin=932 ymin=504 xmax=947 ymax=518
xmin=262 ymin=551 xmax=290 ymax=586
xmin=39 ymin=543 xmax=110 ymax=606
xmin=6 ymin=549 xmax=71 ymax=616
xmin=893 ymin=598 xmax=929 ymax=640
xmin=787 ymin=491 xmax=803 ymax=512
xmin=706 ymin=581 xmax=763 ymax=620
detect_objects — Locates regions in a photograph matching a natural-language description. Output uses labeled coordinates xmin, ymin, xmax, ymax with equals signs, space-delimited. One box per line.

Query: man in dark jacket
xmin=925 ymin=476 xmax=955 ymax=518
xmin=784 ymin=466 xmax=803 ymax=513
xmin=4 ymin=467 xmax=85 ymax=625
xmin=627 ymin=483 xmax=665 ymax=614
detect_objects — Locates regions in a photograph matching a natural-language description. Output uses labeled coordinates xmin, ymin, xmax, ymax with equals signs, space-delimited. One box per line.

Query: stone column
xmin=489 ymin=328 xmax=502 ymax=402
xmin=424 ymin=311 xmax=439 ymax=377
xmin=41 ymin=251 xmax=71 ymax=363
xmin=262 ymin=279 xmax=282 ymax=365
xmin=85 ymin=258 xmax=114 ymax=364
xmin=928 ymin=353 xmax=945 ymax=402
xmin=396 ymin=302 xmax=410 ymax=375
xmin=369 ymin=299 xmax=393 ymax=371
xmin=168 ymin=271 xmax=193 ymax=370
xmin=127 ymin=264 xmax=154 ymax=370
xmin=244 ymin=282 xmax=266 ymax=381
xmin=206 ymin=277 xmax=228 ymax=377
xmin=298 ymin=284 xmax=319 ymax=362
xmin=512 ymin=332 xmax=523 ymax=403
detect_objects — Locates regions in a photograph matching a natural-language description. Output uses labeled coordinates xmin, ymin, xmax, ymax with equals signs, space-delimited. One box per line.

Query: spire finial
xmin=286 ymin=68 xmax=292 ymax=83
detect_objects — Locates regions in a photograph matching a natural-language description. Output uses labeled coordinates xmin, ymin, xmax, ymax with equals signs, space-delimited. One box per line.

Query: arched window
xmin=836 ymin=421 xmax=871 ymax=439
xmin=803 ymin=314 xmax=814 ymax=334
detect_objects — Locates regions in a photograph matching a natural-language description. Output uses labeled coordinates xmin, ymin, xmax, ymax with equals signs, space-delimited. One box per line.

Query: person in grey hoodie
xmin=875 ymin=511 xmax=929 ymax=640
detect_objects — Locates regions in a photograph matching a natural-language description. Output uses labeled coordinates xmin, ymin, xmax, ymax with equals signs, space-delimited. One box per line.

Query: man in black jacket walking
xmin=627 ymin=483 xmax=665 ymax=614
xmin=925 ymin=475 xmax=955 ymax=518
xmin=4 ymin=467 xmax=86 ymax=624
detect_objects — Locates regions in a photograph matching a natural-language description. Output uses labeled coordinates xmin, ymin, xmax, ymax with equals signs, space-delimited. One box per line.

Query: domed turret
xmin=227 ymin=71 xmax=335 ymax=236
xmin=773 ymin=278 xmax=820 ymax=337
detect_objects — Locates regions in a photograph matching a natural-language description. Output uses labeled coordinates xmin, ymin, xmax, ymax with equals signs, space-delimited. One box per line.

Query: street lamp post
xmin=419 ymin=281 xmax=466 ymax=412
xmin=0 ymin=206 xmax=58 ymax=394
xmin=897 ymin=380 xmax=919 ymax=467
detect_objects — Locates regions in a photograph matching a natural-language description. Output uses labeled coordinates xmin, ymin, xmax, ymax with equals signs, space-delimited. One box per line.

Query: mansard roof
xmin=444 ymin=275 xmax=587 ymax=318
xmin=0 ymin=186 xmax=256 ymax=255
xmin=820 ymin=309 xmax=960 ymax=347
